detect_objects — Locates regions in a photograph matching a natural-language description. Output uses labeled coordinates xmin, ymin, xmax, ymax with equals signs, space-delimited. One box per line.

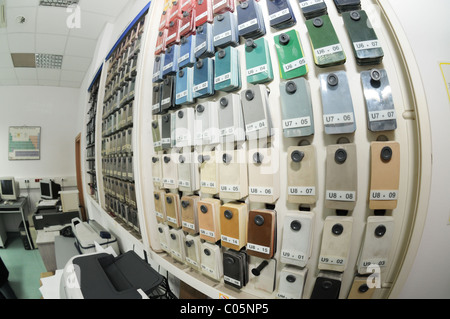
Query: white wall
xmin=0 ymin=85 xmax=80 ymax=229
xmin=389 ymin=0 xmax=450 ymax=299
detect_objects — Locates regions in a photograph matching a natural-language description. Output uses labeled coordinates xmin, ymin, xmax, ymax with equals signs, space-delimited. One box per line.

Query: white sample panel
xmin=357 ymin=216 xmax=395 ymax=274
xmin=276 ymin=266 xmax=308 ymax=299
xmin=280 ymin=212 xmax=315 ymax=268
xmin=318 ymin=216 xmax=353 ymax=272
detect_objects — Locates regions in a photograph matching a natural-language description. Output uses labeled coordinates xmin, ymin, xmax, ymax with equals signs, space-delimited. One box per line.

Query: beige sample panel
xmin=164 ymin=193 xmax=181 ymax=228
xmin=325 ymin=143 xmax=357 ymax=211
xmin=218 ymin=149 xmax=248 ymax=200
xmin=161 ymin=152 xmax=178 ymax=189
xmin=248 ymin=147 xmax=280 ymax=203
xmin=369 ymin=141 xmax=400 ymax=210
xmin=153 ymin=190 xmax=166 ymax=223
xmin=199 ymin=150 xmax=219 ymax=194
xmin=287 ymin=145 xmax=318 ymax=204
xmin=151 ymin=154 xmax=162 ymax=188
xmin=181 ymin=195 xmax=200 ymax=235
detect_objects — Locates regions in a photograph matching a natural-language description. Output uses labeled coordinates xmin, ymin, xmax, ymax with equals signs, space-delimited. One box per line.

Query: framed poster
xmin=8 ymin=126 xmax=41 ymax=160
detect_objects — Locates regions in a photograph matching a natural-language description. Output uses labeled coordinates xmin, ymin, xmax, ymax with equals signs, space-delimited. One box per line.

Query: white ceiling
xmin=0 ymin=0 xmax=130 ymax=88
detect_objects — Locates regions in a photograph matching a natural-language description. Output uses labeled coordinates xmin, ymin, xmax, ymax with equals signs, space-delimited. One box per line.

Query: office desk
xmin=0 ymin=197 xmax=32 ymax=249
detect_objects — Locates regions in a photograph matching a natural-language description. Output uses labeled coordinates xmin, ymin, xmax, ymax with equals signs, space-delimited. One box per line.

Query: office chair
xmin=0 ymin=257 xmax=17 ymax=299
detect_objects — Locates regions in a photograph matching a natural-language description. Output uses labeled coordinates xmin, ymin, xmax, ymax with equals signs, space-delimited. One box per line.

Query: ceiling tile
xmin=0 ymin=53 xmax=14 ymax=68
xmin=35 ymin=34 xmax=67 ymax=55
xmin=0 ymin=67 xmax=17 ymax=80
xmin=0 ymin=35 xmax=10 ymax=53
xmin=62 ymin=55 xmax=91 ymax=71
xmin=79 ymin=0 xmax=129 ymax=20
xmin=37 ymin=68 xmax=61 ymax=81
xmin=64 ymin=36 xmax=96 ymax=58
xmin=59 ymin=80 xmax=82 ymax=88
xmin=61 ymin=69 xmax=85 ymax=82
xmin=18 ymin=78 xmax=38 ymax=85
xmin=6 ymin=7 xmax=37 ymax=33
xmin=38 ymin=79 xmax=60 ymax=87
xmin=15 ymin=67 xmax=37 ymax=80
xmin=7 ymin=33 xmax=35 ymax=53
xmin=7 ymin=0 xmax=39 ymax=8
xmin=68 ymin=11 xmax=107 ymax=40
xmin=0 ymin=79 xmax=19 ymax=85
xmin=36 ymin=6 xmax=70 ymax=36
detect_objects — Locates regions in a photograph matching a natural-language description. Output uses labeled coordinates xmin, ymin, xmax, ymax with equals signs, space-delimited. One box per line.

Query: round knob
xmin=203 ymin=248 xmax=210 ymax=256
xmin=332 ymin=223 xmax=344 ymax=235
xmin=218 ymin=49 xmax=226 ymax=59
xmin=286 ymin=275 xmax=296 ymax=283
xmin=335 ymin=148 xmax=347 ymax=164
xmin=196 ymin=104 xmax=205 ymax=113
xmin=181 ymin=200 xmax=190 ymax=208
xmin=291 ymin=150 xmax=304 ymax=163
xmin=375 ymin=225 xmax=387 ymax=237
xmin=327 ymin=73 xmax=339 ymax=86
xmin=166 ymin=196 xmax=173 ymax=204
xmin=245 ymin=89 xmax=254 ymax=101
xmin=254 ymin=215 xmax=265 ymax=226
xmin=279 ymin=33 xmax=290 ymax=45
xmin=371 ymin=69 xmax=382 ymax=82
xmin=290 ymin=220 xmax=301 ymax=231
xmin=245 ymin=38 xmax=257 ymax=49
xmin=222 ymin=153 xmax=232 ymax=164
xmin=253 ymin=152 xmax=263 ymax=164
xmin=224 ymin=210 xmax=233 ymax=219
xmin=381 ymin=146 xmax=392 ymax=162
xmin=185 ymin=240 xmax=193 ymax=247
xmin=220 ymin=97 xmax=228 ymax=107
xmin=350 ymin=11 xmax=361 ymax=21
xmin=313 ymin=17 xmax=323 ymax=27
xmin=286 ymin=81 xmax=297 ymax=94
xmin=200 ymin=205 xmax=208 ymax=214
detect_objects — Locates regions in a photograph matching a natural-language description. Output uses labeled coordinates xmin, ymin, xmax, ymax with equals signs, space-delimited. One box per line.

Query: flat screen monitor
xmin=40 ymin=179 xmax=61 ymax=200
xmin=0 ymin=177 xmax=20 ymax=201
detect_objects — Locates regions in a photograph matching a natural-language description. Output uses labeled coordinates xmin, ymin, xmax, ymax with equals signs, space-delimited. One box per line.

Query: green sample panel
xmin=215 ymin=46 xmax=241 ymax=92
xmin=274 ymin=29 xmax=308 ymax=79
xmin=342 ymin=10 xmax=384 ymax=65
xmin=306 ymin=15 xmax=346 ymax=68
xmin=245 ymin=38 xmax=273 ymax=84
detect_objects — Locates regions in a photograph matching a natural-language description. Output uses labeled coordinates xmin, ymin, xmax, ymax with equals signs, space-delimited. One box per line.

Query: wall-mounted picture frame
xmin=8 ymin=126 xmax=41 ymax=161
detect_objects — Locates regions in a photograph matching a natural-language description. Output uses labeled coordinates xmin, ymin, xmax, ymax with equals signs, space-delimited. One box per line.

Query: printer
xmin=60 ymin=250 xmax=163 ymax=299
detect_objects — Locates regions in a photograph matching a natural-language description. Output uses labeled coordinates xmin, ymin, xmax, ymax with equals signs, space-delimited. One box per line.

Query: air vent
xmin=39 ymin=0 xmax=80 ymax=8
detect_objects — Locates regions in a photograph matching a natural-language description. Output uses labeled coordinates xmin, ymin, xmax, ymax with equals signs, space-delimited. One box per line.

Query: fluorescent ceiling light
xmin=39 ymin=0 xmax=80 ymax=8
xmin=35 ymin=54 xmax=63 ymax=69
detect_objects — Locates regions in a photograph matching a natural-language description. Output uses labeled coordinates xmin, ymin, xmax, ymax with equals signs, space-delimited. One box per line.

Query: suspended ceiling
xmin=0 ymin=0 xmax=130 ymax=88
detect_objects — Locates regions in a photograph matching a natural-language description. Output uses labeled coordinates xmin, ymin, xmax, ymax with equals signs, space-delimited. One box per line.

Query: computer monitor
xmin=0 ymin=177 xmax=20 ymax=201
xmin=40 ymin=179 xmax=61 ymax=200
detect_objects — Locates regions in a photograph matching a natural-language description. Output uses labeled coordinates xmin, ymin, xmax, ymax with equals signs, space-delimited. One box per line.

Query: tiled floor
xmin=0 ymin=232 xmax=46 ymax=299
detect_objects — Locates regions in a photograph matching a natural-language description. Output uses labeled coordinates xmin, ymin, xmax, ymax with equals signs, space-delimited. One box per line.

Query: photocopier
xmin=59 ymin=250 xmax=163 ymax=299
